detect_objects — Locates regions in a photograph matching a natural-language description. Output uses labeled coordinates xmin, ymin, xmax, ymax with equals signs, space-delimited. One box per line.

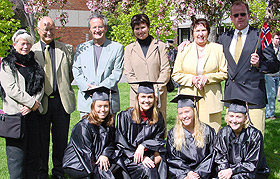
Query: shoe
xmin=267 ymin=116 xmax=276 ymax=120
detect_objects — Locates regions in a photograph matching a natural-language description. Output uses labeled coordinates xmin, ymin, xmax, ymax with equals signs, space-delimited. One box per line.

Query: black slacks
xmin=38 ymin=94 xmax=70 ymax=178
xmin=6 ymin=111 xmax=40 ymax=179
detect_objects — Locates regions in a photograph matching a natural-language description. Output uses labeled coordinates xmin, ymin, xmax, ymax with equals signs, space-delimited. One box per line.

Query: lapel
xmin=224 ymin=31 xmax=237 ymax=75
xmin=54 ymin=41 xmax=64 ymax=72
xmin=189 ymin=43 xmax=198 ymax=72
xmin=146 ymin=39 xmax=158 ymax=59
xmin=233 ymin=26 xmax=257 ymax=78
xmin=33 ymin=42 xmax=45 ymax=67
xmin=132 ymin=40 xmax=146 ymax=61
xmin=96 ymin=39 xmax=113 ymax=82
xmin=202 ymin=42 xmax=211 ymax=70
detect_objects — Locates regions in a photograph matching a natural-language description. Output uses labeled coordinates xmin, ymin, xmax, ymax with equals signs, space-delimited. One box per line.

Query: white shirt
xmin=229 ymin=25 xmax=249 ymax=60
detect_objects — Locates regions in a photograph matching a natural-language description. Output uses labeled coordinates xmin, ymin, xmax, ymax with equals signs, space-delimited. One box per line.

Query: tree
xmin=0 ymin=0 xmax=20 ymax=57
xmin=21 ymin=0 xmax=280 ymax=44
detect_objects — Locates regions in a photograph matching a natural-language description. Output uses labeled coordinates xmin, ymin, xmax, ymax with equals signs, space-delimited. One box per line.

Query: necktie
xmin=234 ymin=31 xmax=242 ymax=63
xmin=44 ymin=45 xmax=53 ymax=96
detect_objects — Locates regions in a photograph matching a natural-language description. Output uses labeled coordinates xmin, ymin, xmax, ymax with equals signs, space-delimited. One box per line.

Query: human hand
xmin=187 ymin=171 xmax=200 ymax=179
xmin=31 ymin=100 xmax=40 ymax=111
xmin=88 ymin=84 xmax=96 ymax=89
xmin=250 ymin=53 xmax=260 ymax=68
xmin=134 ymin=144 xmax=145 ymax=163
xmin=178 ymin=40 xmax=191 ymax=52
xmin=20 ymin=106 xmax=31 ymax=116
xmin=96 ymin=155 xmax=110 ymax=171
xmin=196 ymin=75 xmax=208 ymax=89
xmin=218 ymin=168 xmax=233 ymax=179
xmin=192 ymin=76 xmax=200 ymax=89
xmin=142 ymin=156 xmax=155 ymax=168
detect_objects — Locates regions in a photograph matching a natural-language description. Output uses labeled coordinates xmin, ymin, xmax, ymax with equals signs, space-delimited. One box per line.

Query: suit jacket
xmin=73 ymin=39 xmax=124 ymax=114
xmin=0 ymin=61 xmax=44 ymax=114
xmin=172 ymin=42 xmax=227 ymax=114
xmin=32 ymin=40 xmax=76 ymax=114
xmin=218 ymin=26 xmax=280 ymax=108
xmin=124 ymin=38 xmax=170 ymax=110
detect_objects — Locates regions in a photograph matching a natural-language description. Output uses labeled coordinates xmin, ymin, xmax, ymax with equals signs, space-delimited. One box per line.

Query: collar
xmin=40 ymin=40 xmax=55 ymax=50
xmin=234 ymin=25 xmax=249 ymax=36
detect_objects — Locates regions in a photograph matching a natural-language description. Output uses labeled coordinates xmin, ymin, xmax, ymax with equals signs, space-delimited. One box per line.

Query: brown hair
xmin=130 ymin=14 xmax=150 ymax=30
xmin=191 ymin=18 xmax=210 ymax=36
xmin=131 ymin=93 xmax=159 ymax=125
xmin=231 ymin=1 xmax=249 ymax=14
xmin=272 ymin=31 xmax=280 ymax=38
xmin=85 ymin=101 xmax=114 ymax=127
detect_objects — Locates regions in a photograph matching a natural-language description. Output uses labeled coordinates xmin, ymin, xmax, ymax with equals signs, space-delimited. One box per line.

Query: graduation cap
xmin=221 ymin=98 xmax=257 ymax=125
xmin=129 ymin=81 xmax=163 ymax=94
xmin=83 ymin=86 xmax=115 ymax=101
xmin=129 ymin=81 xmax=163 ymax=108
xmin=170 ymin=94 xmax=203 ymax=108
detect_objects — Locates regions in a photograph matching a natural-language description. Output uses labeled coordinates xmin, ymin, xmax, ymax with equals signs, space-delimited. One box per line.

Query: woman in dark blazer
xmin=0 ymin=29 xmax=44 ymax=178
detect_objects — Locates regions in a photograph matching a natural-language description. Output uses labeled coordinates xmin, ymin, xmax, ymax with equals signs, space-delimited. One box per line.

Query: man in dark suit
xmin=218 ymin=1 xmax=279 ymax=135
xmin=32 ymin=16 xmax=76 ymax=179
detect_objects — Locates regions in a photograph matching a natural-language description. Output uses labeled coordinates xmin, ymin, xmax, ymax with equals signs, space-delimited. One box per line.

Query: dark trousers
xmin=39 ymin=95 xmax=70 ymax=178
xmin=6 ymin=111 xmax=40 ymax=179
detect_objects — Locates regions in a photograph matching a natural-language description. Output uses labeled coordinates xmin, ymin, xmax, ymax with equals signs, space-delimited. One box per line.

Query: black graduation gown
xmin=62 ymin=118 xmax=116 ymax=179
xmin=115 ymin=108 xmax=167 ymax=179
xmin=214 ymin=125 xmax=270 ymax=179
xmin=166 ymin=124 xmax=216 ymax=179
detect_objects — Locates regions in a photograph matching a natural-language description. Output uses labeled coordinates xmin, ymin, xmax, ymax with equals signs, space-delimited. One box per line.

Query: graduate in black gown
xmin=62 ymin=87 xmax=116 ymax=179
xmin=167 ymin=94 xmax=216 ymax=179
xmin=214 ymin=98 xmax=270 ymax=179
xmin=115 ymin=81 xmax=167 ymax=179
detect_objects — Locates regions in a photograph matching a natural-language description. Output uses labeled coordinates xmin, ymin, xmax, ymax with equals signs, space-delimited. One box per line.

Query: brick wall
xmin=51 ymin=0 xmax=89 ymax=11
xmin=57 ymin=27 xmax=92 ymax=49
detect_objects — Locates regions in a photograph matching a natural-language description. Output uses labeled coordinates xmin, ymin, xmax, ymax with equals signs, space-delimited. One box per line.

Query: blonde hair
xmin=85 ymin=101 xmax=114 ymax=127
xmin=131 ymin=93 xmax=159 ymax=125
xmin=173 ymin=107 xmax=205 ymax=151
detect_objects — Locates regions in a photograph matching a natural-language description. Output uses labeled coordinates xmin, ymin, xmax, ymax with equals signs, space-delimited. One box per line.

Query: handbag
xmin=0 ymin=112 xmax=24 ymax=139
xmin=166 ymin=77 xmax=175 ymax=92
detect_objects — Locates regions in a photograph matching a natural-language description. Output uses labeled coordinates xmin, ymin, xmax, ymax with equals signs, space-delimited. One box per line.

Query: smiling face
xmin=138 ymin=93 xmax=155 ymax=112
xmin=89 ymin=18 xmax=107 ymax=43
xmin=133 ymin=22 xmax=150 ymax=40
xmin=227 ymin=111 xmax=247 ymax=135
xmin=193 ymin=24 xmax=209 ymax=47
xmin=13 ymin=38 xmax=32 ymax=55
xmin=230 ymin=3 xmax=250 ymax=30
xmin=37 ymin=17 xmax=55 ymax=44
xmin=94 ymin=100 xmax=110 ymax=120
xmin=177 ymin=106 xmax=195 ymax=129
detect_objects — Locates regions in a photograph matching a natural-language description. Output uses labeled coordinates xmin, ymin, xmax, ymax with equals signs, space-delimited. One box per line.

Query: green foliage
xmin=109 ymin=0 xmax=176 ymax=47
xmin=0 ymin=0 xmax=20 ymax=57
xmin=249 ymin=0 xmax=267 ymax=29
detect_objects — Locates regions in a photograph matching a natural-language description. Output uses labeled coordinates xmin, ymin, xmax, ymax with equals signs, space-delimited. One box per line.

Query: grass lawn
xmin=0 ymin=83 xmax=280 ymax=178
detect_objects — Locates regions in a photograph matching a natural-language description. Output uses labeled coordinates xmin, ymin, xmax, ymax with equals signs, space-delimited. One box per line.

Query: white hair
xmin=12 ymin=29 xmax=34 ymax=45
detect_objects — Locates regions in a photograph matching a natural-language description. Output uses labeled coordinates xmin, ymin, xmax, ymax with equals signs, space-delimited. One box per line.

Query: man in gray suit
xmin=32 ymin=16 xmax=76 ymax=179
xmin=73 ymin=14 xmax=124 ymax=117
xmin=218 ymin=1 xmax=279 ymax=136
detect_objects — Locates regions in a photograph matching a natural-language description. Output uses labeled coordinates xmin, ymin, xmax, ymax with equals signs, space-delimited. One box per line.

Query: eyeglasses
xmin=232 ymin=13 xmax=247 ymax=18
xmin=38 ymin=27 xmax=55 ymax=33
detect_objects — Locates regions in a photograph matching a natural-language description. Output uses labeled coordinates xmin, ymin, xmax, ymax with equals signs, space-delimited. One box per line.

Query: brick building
xmin=49 ymin=0 xmax=92 ymax=49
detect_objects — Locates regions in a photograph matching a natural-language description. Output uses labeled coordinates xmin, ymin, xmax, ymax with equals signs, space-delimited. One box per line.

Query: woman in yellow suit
xmin=172 ymin=18 xmax=227 ymax=132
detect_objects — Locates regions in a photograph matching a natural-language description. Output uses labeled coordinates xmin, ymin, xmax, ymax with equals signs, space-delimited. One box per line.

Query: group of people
xmin=0 ymin=0 xmax=279 ymax=178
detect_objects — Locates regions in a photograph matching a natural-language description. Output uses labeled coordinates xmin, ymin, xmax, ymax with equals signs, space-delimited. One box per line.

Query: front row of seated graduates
xmin=62 ymin=82 xmax=270 ymax=179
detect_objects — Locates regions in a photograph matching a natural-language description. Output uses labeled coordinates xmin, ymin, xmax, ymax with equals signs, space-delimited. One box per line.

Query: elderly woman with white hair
xmin=0 ymin=29 xmax=44 ymax=178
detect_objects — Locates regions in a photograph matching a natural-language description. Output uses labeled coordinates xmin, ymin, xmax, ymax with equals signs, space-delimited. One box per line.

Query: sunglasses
xmin=232 ymin=13 xmax=247 ymax=18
